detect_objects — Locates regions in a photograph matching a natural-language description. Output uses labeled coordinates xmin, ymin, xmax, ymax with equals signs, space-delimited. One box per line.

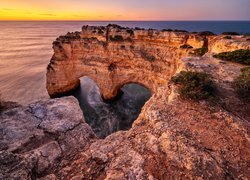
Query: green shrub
xmin=198 ymin=31 xmax=216 ymax=36
xmin=171 ymin=71 xmax=216 ymax=100
xmin=191 ymin=47 xmax=208 ymax=57
xmin=223 ymin=36 xmax=232 ymax=39
xmin=110 ymin=35 xmax=124 ymax=42
xmin=162 ymin=29 xmax=173 ymax=32
xmin=213 ymin=49 xmax=250 ymax=65
xmin=222 ymin=32 xmax=240 ymax=35
xmin=180 ymin=44 xmax=193 ymax=49
xmin=98 ymin=29 xmax=104 ymax=35
xmin=173 ymin=29 xmax=188 ymax=33
xmin=107 ymin=24 xmax=122 ymax=29
xmin=126 ymin=29 xmax=134 ymax=35
xmin=234 ymin=67 xmax=250 ymax=101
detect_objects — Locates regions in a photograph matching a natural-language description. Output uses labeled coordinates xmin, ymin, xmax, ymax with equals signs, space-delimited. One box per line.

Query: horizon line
xmin=0 ymin=20 xmax=250 ymax=22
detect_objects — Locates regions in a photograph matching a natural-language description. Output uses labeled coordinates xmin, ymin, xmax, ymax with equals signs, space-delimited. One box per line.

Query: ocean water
xmin=0 ymin=21 xmax=250 ymax=105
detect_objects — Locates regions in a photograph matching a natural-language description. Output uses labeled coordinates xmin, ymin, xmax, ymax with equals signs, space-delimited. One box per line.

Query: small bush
xmin=198 ymin=31 xmax=216 ymax=36
xmin=223 ymin=36 xmax=232 ymax=39
xmin=110 ymin=35 xmax=124 ymax=42
xmin=180 ymin=44 xmax=193 ymax=49
xmin=173 ymin=29 xmax=188 ymax=33
xmin=120 ymin=45 xmax=126 ymax=49
xmin=171 ymin=71 xmax=216 ymax=100
xmin=222 ymin=32 xmax=240 ymax=35
xmin=135 ymin=27 xmax=145 ymax=30
xmin=213 ymin=49 xmax=250 ymax=65
xmin=246 ymin=38 xmax=250 ymax=41
xmin=191 ymin=47 xmax=208 ymax=57
xmin=162 ymin=29 xmax=173 ymax=32
xmin=98 ymin=29 xmax=104 ymax=35
xmin=234 ymin=67 xmax=250 ymax=101
xmin=107 ymin=24 xmax=122 ymax=29
xmin=126 ymin=29 xmax=134 ymax=35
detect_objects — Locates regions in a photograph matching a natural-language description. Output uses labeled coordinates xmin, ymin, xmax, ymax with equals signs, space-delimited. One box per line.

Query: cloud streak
xmin=0 ymin=0 xmax=249 ymax=20
xmin=39 ymin=14 xmax=56 ymax=16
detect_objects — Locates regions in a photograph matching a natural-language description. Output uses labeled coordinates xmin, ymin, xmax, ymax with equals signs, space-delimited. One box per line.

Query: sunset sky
xmin=0 ymin=0 xmax=249 ymax=21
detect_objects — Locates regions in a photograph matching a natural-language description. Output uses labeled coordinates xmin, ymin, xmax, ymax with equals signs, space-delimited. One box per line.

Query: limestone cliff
xmin=46 ymin=25 xmax=249 ymax=100
xmin=47 ymin=25 xmax=199 ymax=99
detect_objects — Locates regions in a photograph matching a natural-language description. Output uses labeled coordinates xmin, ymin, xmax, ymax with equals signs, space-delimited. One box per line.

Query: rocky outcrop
xmin=54 ymin=54 xmax=250 ymax=179
xmin=46 ymin=25 xmax=249 ymax=100
xmin=0 ymin=97 xmax=95 ymax=179
xmin=46 ymin=25 xmax=200 ymax=99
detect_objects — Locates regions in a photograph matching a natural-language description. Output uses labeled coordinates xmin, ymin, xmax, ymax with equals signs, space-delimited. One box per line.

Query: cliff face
xmin=46 ymin=25 xmax=203 ymax=99
xmin=46 ymin=25 xmax=249 ymax=99
xmin=0 ymin=97 xmax=95 ymax=179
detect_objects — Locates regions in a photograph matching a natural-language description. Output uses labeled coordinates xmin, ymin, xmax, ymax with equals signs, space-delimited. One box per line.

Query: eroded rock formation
xmin=47 ymin=25 xmax=201 ymax=99
xmin=46 ymin=25 xmax=250 ymax=100
xmin=0 ymin=97 xmax=95 ymax=179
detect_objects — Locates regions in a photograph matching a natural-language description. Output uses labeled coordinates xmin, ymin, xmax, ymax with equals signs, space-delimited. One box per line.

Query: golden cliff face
xmin=46 ymin=25 xmax=205 ymax=99
xmin=46 ymin=25 xmax=249 ymax=99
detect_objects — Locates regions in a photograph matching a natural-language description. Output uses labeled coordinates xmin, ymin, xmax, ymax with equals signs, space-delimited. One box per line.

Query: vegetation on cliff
xmin=198 ymin=31 xmax=216 ymax=36
xmin=191 ymin=47 xmax=208 ymax=57
xmin=180 ymin=44 xmax=193 ymax=49
xmin=222 ymin=32 xmax=240 ymax=35
xmin=109 ymin=35 xmax=124 ymax=42
xmin=234 ymin=67 xmax=250 ymax=101
xmin=223 ymin=36 xmax=232 ymax=39
xmin=171 ymin=71 xmax=216 ymax=100
xmin=213 ymin=49 xmax=250 ymax=65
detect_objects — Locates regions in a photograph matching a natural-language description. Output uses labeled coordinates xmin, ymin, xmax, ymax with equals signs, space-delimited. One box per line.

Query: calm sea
xmin=0 ymin=21 xmax=250 ymax=105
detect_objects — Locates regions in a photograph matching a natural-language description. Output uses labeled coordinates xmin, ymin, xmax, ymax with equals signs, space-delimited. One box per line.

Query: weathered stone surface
xmin=46 ymin=25 xmax=195 ymax=99
xmin=46 ymin=25 xmax=250 ymax=100
xmin=208 ymin=35 xmax=250 ymax=54
xmin=56 ymin=59 xmax=250 ymax=178
xmin=0 ymin=97 xmax=95 ymax=179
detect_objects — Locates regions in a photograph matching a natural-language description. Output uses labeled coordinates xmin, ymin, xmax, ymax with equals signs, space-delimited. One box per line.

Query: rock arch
xmin=46 ymin=25 xmax=206 ymax=99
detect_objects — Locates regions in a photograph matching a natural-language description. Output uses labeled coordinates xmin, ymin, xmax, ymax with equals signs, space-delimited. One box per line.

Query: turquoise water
xmin=0 ymin=21 xmax=250 ymax=104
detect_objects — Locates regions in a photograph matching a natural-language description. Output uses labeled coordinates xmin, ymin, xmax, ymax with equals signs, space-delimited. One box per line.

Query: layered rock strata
xmin=0 ymin=97 xmax=95 ymax=179
xmin=46 ymin=25 xmax=199 ymax=98
xmin=46 ymin=25 xmax=249 ymax=99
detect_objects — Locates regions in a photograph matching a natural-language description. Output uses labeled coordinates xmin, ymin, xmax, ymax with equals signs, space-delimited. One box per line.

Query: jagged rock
xmin=46 ymin=25 xmax=250 ymax=100
xmin=0 ymin=96 xmax=95 ymax=179
xmin=46 ymin=25 xmax=199 ymax=99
